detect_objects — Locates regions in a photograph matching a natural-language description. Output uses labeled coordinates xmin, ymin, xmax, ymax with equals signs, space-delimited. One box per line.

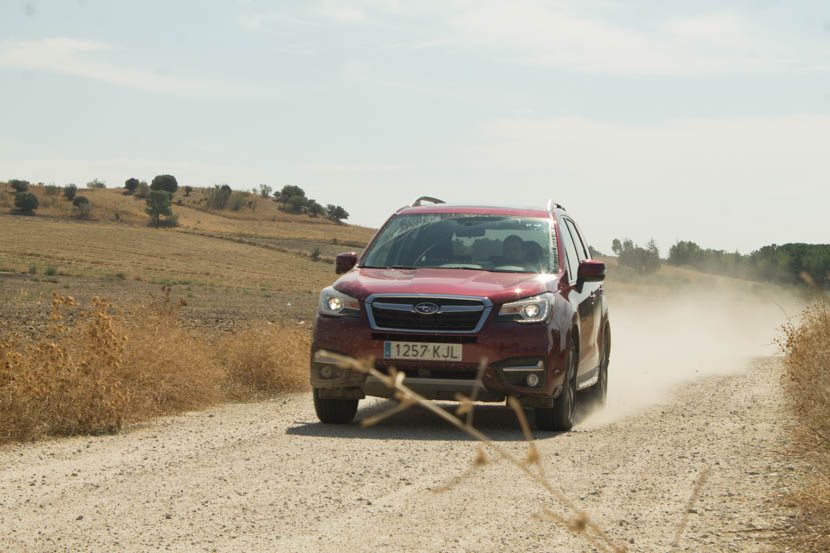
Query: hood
xmin=334 ymin=268 xmax=557 ymax=305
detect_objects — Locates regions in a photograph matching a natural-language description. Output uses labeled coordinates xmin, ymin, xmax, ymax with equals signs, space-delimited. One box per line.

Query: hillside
xmin=0 ymin=183 xmax=376 ymax=329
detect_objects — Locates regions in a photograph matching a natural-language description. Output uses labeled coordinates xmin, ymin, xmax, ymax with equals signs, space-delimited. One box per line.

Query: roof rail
xmin=410 ymin=196 xmax=445 ymax=207
xmin=547 ymin=199 xmax=566 ymax=214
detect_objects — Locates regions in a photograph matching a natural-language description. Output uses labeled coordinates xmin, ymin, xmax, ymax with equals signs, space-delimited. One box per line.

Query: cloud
xmin=247 ymin=1 xmax=829 ymax=76
xmin=441 ymin=3 xmax=827 ymax=75
xmin=295 ymin=162 xmax=411 ymax=171
xmin=0 ymin=38 xmax=252 ymax=95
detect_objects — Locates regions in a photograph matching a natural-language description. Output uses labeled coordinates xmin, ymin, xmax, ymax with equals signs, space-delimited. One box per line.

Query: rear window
xmin=362 ymin=213 xmax=557 ymax=274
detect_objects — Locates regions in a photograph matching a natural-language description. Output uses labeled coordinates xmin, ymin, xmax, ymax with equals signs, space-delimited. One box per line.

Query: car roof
xmin=395 ymin=204 xmax=559 ymax=219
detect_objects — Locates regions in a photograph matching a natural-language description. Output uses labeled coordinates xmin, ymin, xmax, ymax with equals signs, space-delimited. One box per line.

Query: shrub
xmin=151 ymin=174 xmax=178 ymax=195
xmin=205 ymin=184 xmax=232 ymax=210
xmin=184 ymin=185 xmax=193 ymax=197
xmin=86 ymin=179 xmax=106 ymax=189
xmin=44 ymin=184 xmax=60 ymax=195
xmin=28 ymin=265 xmax=37 ymax=274
xmin=230 ymin=192 xmax=247 ymax=211
xmin=45 ymin=266 xmax=57 ymax=276
xmin=145 ymin=190 xmax=173 ymax=226
xmin=10 ymin=179 xmax=29 ymax=192
xmin=124 ymin=177 xmax=139 ymax=195
xmin=63 ymin=184 xmax=77 ymax=200
xmin=311 ymin=247 xmax=321 ymax=261
xmin=72 ymin=196 xmax=91 ymax=219
xmin=135 ymin=181 xmax=150 ymax=198
xmin=13 ymin=191 xmax=39 ymax=214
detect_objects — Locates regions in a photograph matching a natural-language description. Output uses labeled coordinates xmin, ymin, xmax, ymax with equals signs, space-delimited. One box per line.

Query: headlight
xmin=319 ymin=286 xmax=360 ymax=317
xmin=497 ymin=293 xmax=554 ymax=323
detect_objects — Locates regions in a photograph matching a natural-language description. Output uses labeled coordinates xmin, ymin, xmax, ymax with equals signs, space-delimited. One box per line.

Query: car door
xmin=564 ymin=218 xmax=601 ymax=370
xmin=557 ymin=216 xmax=595 ymax=375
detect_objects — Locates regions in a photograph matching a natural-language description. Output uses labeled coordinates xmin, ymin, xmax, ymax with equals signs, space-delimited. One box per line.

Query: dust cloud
xmin=581 ymin=281 xmax=807 ymax=427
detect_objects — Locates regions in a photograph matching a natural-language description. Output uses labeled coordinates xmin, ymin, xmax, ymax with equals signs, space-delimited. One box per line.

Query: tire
xmin=585 ymin=325 xmax=609 ymax=408
xmin=313 ymin=388 xmax=359 ymax=424
xmin=536 ymin=339 xmax=577 ymax=431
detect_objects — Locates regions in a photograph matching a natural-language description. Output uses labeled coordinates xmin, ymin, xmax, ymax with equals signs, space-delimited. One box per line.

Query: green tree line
xmin=668 ymin=240 xmax=830 ymax=288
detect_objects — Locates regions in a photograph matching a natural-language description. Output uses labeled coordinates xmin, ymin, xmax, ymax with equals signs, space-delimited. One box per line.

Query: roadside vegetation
xmin=0 ymin=289 xmax=308 ymax=444
xmin=779 ymin=291 xmax=830 ymax=552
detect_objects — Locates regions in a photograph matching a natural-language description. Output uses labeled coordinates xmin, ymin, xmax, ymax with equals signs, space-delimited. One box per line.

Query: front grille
xmin=375 ymin=363 xmax=480 ymax=380
xmin=367 ymin=295 xmax=491 ymax=333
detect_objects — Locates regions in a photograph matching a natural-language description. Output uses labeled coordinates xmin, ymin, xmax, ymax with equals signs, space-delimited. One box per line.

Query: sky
xmin=1 ymin=0 xmax=829 ymax=255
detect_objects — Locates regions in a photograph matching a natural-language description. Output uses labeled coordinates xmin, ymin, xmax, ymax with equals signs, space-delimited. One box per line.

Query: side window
xmin=558 ymin=219 xmax=581 ymax=282
xmin=565 ymin=219 xmax=588 ymax=261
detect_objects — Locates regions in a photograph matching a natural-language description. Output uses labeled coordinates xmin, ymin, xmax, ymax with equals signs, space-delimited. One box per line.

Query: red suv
xmin=310 ymin=198 xmax=610 ymax=431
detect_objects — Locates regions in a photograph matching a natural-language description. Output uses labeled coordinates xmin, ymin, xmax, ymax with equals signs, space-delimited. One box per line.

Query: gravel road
xmin=0 ymin=357 xmax=801 ymax=553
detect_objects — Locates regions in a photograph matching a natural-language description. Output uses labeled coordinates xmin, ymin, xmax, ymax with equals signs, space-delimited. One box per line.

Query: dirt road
xmin=0 ymin=356 xmax=799 ymax=553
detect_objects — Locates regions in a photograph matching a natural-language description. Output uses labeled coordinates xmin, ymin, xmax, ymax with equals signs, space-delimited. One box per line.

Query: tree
xmin=124 ymin=178 xmax=139 ymax=195
xmin=326 ymin=204 xmax=349 ymax=223
xmin=145 ymin=190 xmax=173 ymax=226
xmin=150 ymin=174 xmax=178 ymax=195
xmin=10 ymin=179 xmax=29 ymax=192
xmin=612 ymin=237 xmax=661 ymax=274
xmin=13 ymin=191 xmax=38 ymax=214
xmin=63 ymin=184 xmax=77 ymax=200
xmin=276 ymin=185 xmax=309 ymax=213
xmin=86 ymin=179 xmax=106 ymax=189
xmin=307 ymin=199 xmax=325 ymax=217
xmin=259 ymin=184 xmax=272 ymax=198
xmin=184 ymin=186 xmax=193 ymax=197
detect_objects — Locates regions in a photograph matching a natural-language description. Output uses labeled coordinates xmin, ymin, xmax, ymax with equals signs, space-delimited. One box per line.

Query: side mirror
xmin=577 ymin=260 xmax=606 ymax=282
xmin=335 ymin=252 xmax=358 ymax=274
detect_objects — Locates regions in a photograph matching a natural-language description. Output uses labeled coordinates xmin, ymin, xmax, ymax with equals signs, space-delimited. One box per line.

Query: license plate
xmin=383 ymin=341 xmax=462 ymax=361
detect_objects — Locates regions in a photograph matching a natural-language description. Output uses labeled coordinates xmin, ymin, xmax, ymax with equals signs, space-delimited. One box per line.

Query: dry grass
xmin=779 ymin=295 xmax=830 ymax=552
xmin=220 ymin=322 xmax=309 ymax=399
xmin=0 ymin=288 xmax=309 ymax=444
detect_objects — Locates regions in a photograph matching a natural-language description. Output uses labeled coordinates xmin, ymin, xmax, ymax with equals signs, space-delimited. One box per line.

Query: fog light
xmin=320 ymin=365 xmax=334 ymax=378
xmin=526 ymin=373 xmax=541 ymax=387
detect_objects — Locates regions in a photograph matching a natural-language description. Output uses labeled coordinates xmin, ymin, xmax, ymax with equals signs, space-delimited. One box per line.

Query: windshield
xmin=362 ymin=213 xmax=557 ymax=274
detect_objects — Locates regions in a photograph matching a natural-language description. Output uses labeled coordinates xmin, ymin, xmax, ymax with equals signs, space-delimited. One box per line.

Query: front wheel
xmin=313 ymin=388 xmax=359 ymax=424
xmin=536 ymin=339 xmax=577 ymax=431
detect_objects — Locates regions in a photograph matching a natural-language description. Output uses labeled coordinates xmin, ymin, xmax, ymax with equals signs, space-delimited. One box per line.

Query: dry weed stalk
xmin=316 ymin=349 xmax=626 ymax=552
xmin=777 ymin=282 xmax=830 ymax=552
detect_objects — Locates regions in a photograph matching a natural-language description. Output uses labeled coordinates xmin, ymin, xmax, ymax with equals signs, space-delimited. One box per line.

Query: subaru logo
xmin=414 ymin=302 xmax=440 ymax=315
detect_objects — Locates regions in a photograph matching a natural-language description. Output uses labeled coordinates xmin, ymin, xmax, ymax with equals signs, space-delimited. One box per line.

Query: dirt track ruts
xmin=0 ymin=359 xmax=800 ymax=552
